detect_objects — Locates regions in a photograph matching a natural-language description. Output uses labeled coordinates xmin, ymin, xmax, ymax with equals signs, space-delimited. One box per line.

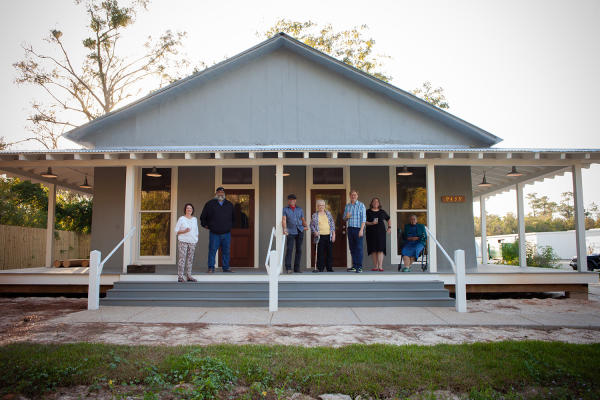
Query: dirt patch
xmin=1 ymin=296 xmax=600 ymax=346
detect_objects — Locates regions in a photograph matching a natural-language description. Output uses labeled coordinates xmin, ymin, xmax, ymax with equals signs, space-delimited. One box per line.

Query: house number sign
xmin=441 ymin=195 xmax=465 ymax=203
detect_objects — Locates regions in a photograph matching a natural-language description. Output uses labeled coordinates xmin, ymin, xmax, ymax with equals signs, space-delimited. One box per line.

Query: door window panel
xmin=228 ymin=193 xmax=251 ymax=229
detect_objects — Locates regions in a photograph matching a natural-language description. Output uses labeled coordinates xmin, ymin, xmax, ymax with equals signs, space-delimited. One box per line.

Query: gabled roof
xmin=65 ymin=33 xmax=502 ymax=147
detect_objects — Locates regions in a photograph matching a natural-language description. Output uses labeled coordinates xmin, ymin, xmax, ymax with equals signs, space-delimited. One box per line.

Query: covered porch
xmin=1 ymin=146 xmax=598 ymax=269
xmin=1 ymin=145 xmax=598 ymax=304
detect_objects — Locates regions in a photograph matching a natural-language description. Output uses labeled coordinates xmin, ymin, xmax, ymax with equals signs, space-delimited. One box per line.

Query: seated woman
xmin=400 ymin=214 xmax=427 ymax=272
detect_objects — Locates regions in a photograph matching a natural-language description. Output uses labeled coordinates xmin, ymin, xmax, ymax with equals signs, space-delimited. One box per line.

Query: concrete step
xmin=101 ymin=280 xmax=455 ymax=307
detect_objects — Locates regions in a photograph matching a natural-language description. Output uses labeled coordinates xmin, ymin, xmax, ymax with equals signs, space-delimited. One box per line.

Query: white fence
xmin=476 ymin=228 xmax=600 ymax=259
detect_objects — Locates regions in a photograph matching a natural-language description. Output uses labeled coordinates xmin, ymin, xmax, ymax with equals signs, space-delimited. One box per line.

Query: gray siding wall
xmin=435 ymin=166 xmax=477 ymax=271
xmin=82 ymin=49 xmax=483 ymax=148
xmin=350 ymin=166 xmax=391 ymax=268
xmin=91 ymin=167 xmax=125 ymax=272
xmin=177 ymin=167 xmax=215 ymax=269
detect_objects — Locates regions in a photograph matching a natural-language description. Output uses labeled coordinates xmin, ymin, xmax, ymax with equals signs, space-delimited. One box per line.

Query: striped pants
xmin=177 ymin=241 xmax=196 ymax=279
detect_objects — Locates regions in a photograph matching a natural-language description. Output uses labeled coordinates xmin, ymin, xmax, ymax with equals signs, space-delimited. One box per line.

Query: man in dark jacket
xmin=200 ymin=187 xmax=235 ymax=273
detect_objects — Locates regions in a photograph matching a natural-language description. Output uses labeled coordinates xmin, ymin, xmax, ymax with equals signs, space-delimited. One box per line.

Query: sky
xmin=0 ymin=0 xmax=599 ymax=216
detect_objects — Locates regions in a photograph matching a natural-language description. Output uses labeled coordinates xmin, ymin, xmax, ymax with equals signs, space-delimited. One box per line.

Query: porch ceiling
xmin=0 ymin=146 xmax=598 ymax=196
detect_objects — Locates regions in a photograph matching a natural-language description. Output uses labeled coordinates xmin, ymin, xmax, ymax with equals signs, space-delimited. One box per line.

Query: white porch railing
xmin=88 ymin=226 xmax=136 ymax=310
xmin=265 ymin=226 xmax=285 ymax=311
xmin=424 ymin=226 xmax=467 ymax=312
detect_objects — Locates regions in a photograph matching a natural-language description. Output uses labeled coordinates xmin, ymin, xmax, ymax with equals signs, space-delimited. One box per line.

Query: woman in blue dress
xmin=401 ymin=214 xmax=427 ymax=271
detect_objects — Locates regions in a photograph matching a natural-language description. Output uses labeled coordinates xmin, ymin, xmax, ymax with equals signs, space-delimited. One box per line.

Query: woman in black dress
xmin=365 ymin=197 xmax=391 ymax=271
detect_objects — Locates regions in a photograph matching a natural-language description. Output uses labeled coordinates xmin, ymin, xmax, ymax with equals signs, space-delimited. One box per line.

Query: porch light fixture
xmin=478 ymin=171 xmax=492 ymax=187
xmin=506 ymin=166 xmax=523 ymax=177
xmin=79 ymin=176 xmax=92 ymax=189
xmin=41 ymin=167 xmax=57 ymax=179
xmin=146 ymin=167 xmax=162 ymax=178
xmin=397 ymin=166 xmax=413 ymax=176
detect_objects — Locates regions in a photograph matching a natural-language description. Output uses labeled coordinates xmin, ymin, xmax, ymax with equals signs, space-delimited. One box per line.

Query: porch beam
xmin=516 ymin=182 xmax=527 ymax=268
xmin=426 ymin=164 xmax=437 ymax=272
xmin=45 ymin=183 xmax=56 ymax=267
xmin=45 ymin=154 xmax=64 ymax=161
xmin=123 ymin=165 xmax=136 ymax=273
xmin=184 ymin=152 xmax=195 ymax=160
xmin=480 ymin=195 xmax=488 ymax=265
xmin=104 ymin=153 xmax=118 ymax=160
xmin=572 ymin=164 xmax=588 ymax=272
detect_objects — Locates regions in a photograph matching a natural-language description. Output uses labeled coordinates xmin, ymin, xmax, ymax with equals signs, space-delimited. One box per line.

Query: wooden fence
xmin=0 ymin=225 xmax=91 ymax=270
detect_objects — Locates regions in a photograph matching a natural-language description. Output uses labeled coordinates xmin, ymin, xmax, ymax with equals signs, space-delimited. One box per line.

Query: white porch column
xmin=45 ymin=183 xmax=56 ymax=267
xmin=275 ymin=163 xmax=284 ymax=267
xmin=572 ymin=164 xmax=588 ymax=272
xmin=516 ymin=182 xmax=527 ymax=268
xmin=426 ymin=163 xmax=437 ymax=272
xmin=122 ymin=165 xmax=136 ymax=273
xmin=480 ymin=195 xmax=488 ymax=265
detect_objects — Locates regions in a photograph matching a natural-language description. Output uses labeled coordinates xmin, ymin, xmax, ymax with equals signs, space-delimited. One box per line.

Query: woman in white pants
xmin=175 ymin=203 xmax=199 ymax=282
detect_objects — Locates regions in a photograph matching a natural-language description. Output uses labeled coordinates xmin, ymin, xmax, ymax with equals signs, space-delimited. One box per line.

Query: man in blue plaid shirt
xmin=343 ymin=189 xmax=366 ymax=273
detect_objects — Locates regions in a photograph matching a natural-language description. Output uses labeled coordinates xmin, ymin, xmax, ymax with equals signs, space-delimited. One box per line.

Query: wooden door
xmin=225 ymin=189 xmax=254 ymax=267
xmin=310 ymin=189 xmax=347 ymax=268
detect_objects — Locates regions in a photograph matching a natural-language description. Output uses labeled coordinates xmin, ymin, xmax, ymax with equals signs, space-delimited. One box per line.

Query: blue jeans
xmin=285 ymin=232 xmax=304 ymax=272
xmin=208 ymin=232 xmax=231 ymax=270
xmin=347 ymin=227 xmax=363 ymax=268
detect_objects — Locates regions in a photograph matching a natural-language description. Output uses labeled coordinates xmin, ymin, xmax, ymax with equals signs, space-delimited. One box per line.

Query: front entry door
xmin=224 ymin=189 xmax=254 ymax=267
xmin=310 ymin=189 xmax=347 ymax=268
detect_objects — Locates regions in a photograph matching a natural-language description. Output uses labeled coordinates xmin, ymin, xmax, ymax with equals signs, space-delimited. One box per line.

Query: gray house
xmin=0 ymin=33 xmax=598 ymax=304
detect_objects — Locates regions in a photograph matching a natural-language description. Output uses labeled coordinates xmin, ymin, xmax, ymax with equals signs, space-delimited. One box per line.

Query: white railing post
xmin=268 ymin=250 xmax=279 ymax=312
xmin=88 ymin=250 xmax=101 ymax=310
xmin=454 ymin=249 xmax=467 ymax=312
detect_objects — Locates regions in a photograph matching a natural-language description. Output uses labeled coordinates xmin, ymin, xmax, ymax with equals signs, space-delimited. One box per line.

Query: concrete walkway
xmin=52 ymin=305 xmax=600 ymax=328
xmin=52 ymin=284 xmax=600 ymax=329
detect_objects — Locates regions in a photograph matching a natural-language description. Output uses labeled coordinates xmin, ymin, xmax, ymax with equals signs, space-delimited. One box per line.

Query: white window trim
xmin=215 ymin=166 xmax=259 ymax=268
xmin=389 ymin=164 xmax=429 ymax=265
xmin=135 ymin=166 xmax=178 ymax=265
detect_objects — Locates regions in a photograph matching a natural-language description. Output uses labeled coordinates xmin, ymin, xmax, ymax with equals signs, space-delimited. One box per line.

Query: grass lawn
xmin=1 ymin=341 xmax=599 ymax=399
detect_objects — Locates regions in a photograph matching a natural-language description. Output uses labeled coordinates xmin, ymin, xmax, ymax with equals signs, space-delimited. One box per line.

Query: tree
xmin=0 ymin=137 xmax=7 ymax=150
xmin=558 ymin=191 xmax=574 ymax=220
xmin=0 ymin=177 xmax=92 ymax=233
xmin=411 ymin=81 xmax=449 ymax=110
xmin=262 ymin=19 xmax=450 ymax=109
xmin=262 ymin=20 xmax=391 ymax=82
xmin=13 ymin=0 xmax=188 ymax=149
xmin=526 ymin=192 xmax=557 ymax=218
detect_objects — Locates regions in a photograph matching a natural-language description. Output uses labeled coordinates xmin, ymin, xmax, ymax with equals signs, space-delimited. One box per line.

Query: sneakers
xmin=347 ymin=267 xmax=356 ymax=272
xmin=355 ymin=268 xmax=362 ymax=273
xmin=186 ymin=276 xmax=197 ymax=282
xmin=401 ymin=267 xmax=411 ymax=272
xmin=178 ymin=277 xmax=185 ymax=282
xmin=222 ymin=269 xmax=234 ymax=273
xmin=206 ymin=269 xmax=214 ymax=274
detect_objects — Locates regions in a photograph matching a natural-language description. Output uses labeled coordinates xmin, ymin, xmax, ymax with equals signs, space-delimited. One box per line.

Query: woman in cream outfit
xmin=175 ymin=203 xmax=199 ymax=282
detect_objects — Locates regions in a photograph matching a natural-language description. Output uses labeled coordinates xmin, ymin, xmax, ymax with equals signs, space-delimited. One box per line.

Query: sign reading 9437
xmin=441 ymin=195 xmax=465 ymax=203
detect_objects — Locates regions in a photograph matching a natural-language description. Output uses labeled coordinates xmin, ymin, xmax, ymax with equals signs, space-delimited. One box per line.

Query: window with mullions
xmin=396 ymin=167 xmax=427 ymax=255
xmin=140 ymin=168 xmax=172 ymax=257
